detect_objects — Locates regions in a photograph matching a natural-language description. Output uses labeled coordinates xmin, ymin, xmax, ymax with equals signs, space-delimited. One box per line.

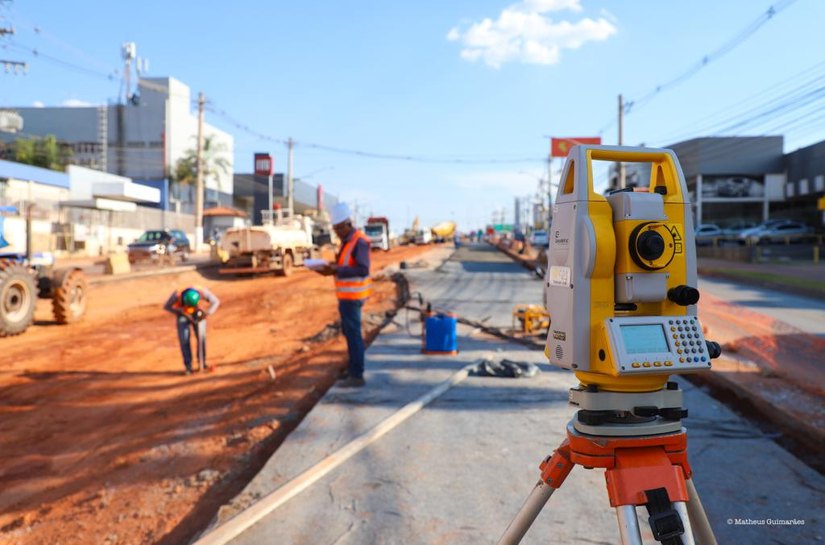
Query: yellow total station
xmin=544 ymin=145 xmax=717 ymax=393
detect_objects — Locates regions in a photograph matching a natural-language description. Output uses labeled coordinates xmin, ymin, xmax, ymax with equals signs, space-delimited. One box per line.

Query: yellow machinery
xmin=511 ymin=304 xmax=550 ymax=335
xmin=431 ymin=221 xmax=456 ymax=240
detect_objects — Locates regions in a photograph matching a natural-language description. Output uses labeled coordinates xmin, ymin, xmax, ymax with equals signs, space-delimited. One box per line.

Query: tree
xmin=170 ymin=135 xmax=230 ymax=190
xmin=10 ymin=135 xmax=72 ymax=171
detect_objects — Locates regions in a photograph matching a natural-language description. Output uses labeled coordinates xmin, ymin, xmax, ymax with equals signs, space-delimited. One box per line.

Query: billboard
xmin=701 ymin=176 xmax=764 ymax=199
xmin=254 ymin=153 xmax=274 ymax=177
xmin=551 ymin=137 xmax=602 ymax=158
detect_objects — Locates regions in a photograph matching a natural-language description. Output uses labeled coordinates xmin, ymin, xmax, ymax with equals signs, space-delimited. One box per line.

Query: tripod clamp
xmin=645 ymin=487 xmax=686 ymax=544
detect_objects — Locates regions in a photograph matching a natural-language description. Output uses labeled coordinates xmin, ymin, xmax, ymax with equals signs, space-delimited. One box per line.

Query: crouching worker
xmin=163 ymin=286 xmax=220 ymax=375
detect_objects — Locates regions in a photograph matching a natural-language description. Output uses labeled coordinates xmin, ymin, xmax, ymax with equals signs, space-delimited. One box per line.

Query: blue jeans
xmin=176 ymin=315 xmax=206 ymax=370
xmin=338 ymin=299 xmax=365 ymax=378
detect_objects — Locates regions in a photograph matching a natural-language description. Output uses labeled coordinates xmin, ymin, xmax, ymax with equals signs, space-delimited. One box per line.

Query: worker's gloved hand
xmin=191 ymin=309 xmax=206 ymax=322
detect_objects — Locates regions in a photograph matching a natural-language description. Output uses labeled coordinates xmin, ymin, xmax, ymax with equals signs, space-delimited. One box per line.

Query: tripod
xmin=497 ymin=403 xmax=717 ymax=544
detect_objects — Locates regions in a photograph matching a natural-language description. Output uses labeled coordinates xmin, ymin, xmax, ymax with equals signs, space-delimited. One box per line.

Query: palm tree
xmin=170 ymin=135 xmax=230 ymax=201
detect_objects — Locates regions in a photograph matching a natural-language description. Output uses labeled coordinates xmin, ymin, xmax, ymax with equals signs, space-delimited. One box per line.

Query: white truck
xmin=414 ymin=229 xmax=433 ymax=245
xmin=364 ymin=216 xmax=390 ymax=251
xmin=219 ymin=210 xmax=317 ymax=276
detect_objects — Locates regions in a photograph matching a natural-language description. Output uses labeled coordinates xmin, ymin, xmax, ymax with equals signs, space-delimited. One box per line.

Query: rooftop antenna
xmin=120 ymin=42 xmax=147 ymax=105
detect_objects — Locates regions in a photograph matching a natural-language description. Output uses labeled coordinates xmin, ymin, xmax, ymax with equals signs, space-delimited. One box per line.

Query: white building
xmin=1 ymin=76 xmax=234 ymax=212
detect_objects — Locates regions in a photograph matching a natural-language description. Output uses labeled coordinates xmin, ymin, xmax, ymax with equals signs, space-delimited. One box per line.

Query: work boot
xmin=338 ymin=370 xmax=351 ymax=380
xmin=337 ymin=377 xmax=366 ymax=388
xmin=184 ymin=368 xmax=193 ymax=376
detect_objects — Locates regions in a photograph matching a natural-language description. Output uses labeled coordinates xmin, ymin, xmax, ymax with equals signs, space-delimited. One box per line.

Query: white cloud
xmin=32 ymin=101 xmax=45 ymax=108
xmin=447 ymin=0 xmax=617 ymax=68
xmin=62 ymin=98 xmax=93 ymax=107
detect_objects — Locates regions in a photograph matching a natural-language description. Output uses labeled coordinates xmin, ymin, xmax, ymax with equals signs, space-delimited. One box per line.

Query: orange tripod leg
xmin=496 ymin=439 xmax=575 ymax=545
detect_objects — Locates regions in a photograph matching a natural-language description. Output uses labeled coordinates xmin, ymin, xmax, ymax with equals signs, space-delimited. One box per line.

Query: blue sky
xmin=2 ymin=0 xmax=824 ymax=231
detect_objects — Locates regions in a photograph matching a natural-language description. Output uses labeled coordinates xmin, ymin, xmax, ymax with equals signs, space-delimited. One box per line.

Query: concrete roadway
xmin=210 ymin=244 xmax=824 ymax=545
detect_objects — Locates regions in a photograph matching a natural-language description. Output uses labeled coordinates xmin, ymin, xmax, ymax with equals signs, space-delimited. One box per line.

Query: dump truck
xmin=218 ymin=210 xmax=317 ymax=276
xmin=0 ymin=205 xmax=87 ymax=337
xmin=364 ymin=216 xmax=390 ymax=251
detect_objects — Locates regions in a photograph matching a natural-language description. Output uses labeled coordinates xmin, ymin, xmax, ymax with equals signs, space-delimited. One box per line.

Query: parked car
xmin=128 ymin=229 xmax=191 ymax=264
xmin=694 ymin=224 xmax=723 ymax=246
xmin=738 ymin=220 xmax=812 ymax=245
xmin=736 ymin=219 xmax=787 ymax=244
xmin=721 ymin=220 xmax=758 ymax=236
xmin=529 ymin=229 xmax=549 ymax=247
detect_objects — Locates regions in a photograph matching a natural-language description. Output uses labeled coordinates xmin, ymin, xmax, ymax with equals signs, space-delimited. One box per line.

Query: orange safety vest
xmin=335 ymin=230 xmax=372 ymax=300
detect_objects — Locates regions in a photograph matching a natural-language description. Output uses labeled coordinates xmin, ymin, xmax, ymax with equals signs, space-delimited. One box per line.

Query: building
xmin=667 ymin=137 xmax=786 ymax=228
xmin=606 ymin=136 xmax=825 ymax=230
xmin=0 ymin=158 xmax=197 ymax=256
xmin=0 ymin=76 xmax=234 ymax=213
xmin=233 ymin=172 xmax=339 ymax=225
xmin=783 ymin=140 xmax=825 ymax=225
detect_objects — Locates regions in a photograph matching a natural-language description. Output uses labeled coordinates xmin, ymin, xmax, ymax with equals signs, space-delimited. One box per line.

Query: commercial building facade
xmin=609 ymin=136 xmax=825 ymax=230
xmin=0 ymin=77 xmax=234 ymax=213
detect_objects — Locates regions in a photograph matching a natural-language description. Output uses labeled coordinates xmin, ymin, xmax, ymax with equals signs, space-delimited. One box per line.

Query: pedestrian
xmin=311 ymin=202 xmax=372 ymax=388
xmin=163 ymin=285 xmax=220 ymax=375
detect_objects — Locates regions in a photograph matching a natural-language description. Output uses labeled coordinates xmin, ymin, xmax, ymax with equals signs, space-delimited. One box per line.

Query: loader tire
xmin=52 ymin=268 xmax=88 ymax=324
xmin=0 ymin=259 xmax=36 ymax=337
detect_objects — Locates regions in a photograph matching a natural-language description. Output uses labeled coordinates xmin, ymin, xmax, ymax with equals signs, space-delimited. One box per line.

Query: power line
xmin=597 ymin=0 xmax=802 ymax=140
xmin=6 ymin=41 xmax=116 ymax=80
xmin=205 ymin=103 xmax=545 ymax=165
xmin=625 ymin=0 xmax=800 ymax=114
xmin=647 ymin=60 xmax=825 ymax=145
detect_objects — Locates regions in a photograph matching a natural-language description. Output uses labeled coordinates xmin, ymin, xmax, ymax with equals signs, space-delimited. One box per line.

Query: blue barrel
xmin=424 ymin=313 xmax=458 ymax=354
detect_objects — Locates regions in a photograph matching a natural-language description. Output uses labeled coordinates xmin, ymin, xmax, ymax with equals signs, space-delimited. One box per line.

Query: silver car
xmin=739 ymin=220 xmax=812 ymax=245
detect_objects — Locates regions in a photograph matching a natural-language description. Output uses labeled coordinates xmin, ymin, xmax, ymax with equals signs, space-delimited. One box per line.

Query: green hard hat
xmin=181 ymin=288 xmax=201 ymax=307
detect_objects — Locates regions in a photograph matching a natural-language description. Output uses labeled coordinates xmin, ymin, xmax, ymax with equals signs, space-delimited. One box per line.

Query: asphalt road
xmin=206 ymin=244 xmax=824 ymax=545
xmin=698 ymin=276 xmax=825 ymax=337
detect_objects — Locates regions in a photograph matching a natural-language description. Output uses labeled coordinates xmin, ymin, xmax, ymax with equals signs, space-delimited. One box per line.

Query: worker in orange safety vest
xmin=311 ymin=202 xmax=371 ymax=387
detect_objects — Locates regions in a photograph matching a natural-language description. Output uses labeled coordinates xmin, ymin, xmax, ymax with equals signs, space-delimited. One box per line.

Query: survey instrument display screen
xmin=620 ymin=324 xmax=669 ymax=354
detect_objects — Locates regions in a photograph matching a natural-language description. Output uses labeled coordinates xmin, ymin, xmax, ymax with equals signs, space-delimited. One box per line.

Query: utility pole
xmin=618 ymin=94 xmax=626 ymax=189
xmin=287 ymin=138 xmax=294 ymax=217
xmin=195 ymin=91 xmax=205 ymax=251
xmin=1 ymin=26 xmax=28 ymax=75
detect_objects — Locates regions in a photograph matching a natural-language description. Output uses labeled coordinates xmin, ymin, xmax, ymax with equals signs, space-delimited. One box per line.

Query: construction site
xmin=2 ymin=2 xmax=825 ymax=544
xmin=1 ymin=219 xmax=824 ymax=544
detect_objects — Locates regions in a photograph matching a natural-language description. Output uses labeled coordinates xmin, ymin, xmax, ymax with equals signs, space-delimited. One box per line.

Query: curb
xmin=697 ymin=266 xmax=825 ymax=301
xmin=89 ymin=262 xmax=218 ymax=285
xmin=685 ymin=367 xmax=825 ymax=473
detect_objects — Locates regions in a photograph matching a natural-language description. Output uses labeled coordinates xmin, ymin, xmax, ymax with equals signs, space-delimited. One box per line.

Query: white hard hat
xmin=330 ymin=202 xmax=352 ymax=225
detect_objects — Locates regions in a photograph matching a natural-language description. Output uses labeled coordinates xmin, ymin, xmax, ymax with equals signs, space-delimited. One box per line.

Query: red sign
xmin=254 ymin=153 xmax=274 ymax=176
xmin=550 ymin=137 xmax=602 ymax=158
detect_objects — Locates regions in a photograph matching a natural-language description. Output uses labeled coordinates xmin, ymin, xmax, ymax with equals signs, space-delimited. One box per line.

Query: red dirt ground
xmin=0 ymin=244 xmax=435 ymax=545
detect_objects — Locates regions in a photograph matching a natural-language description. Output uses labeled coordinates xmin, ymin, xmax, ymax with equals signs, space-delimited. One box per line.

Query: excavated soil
xmin=0 ymin=244 xmax=434 ymax=545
